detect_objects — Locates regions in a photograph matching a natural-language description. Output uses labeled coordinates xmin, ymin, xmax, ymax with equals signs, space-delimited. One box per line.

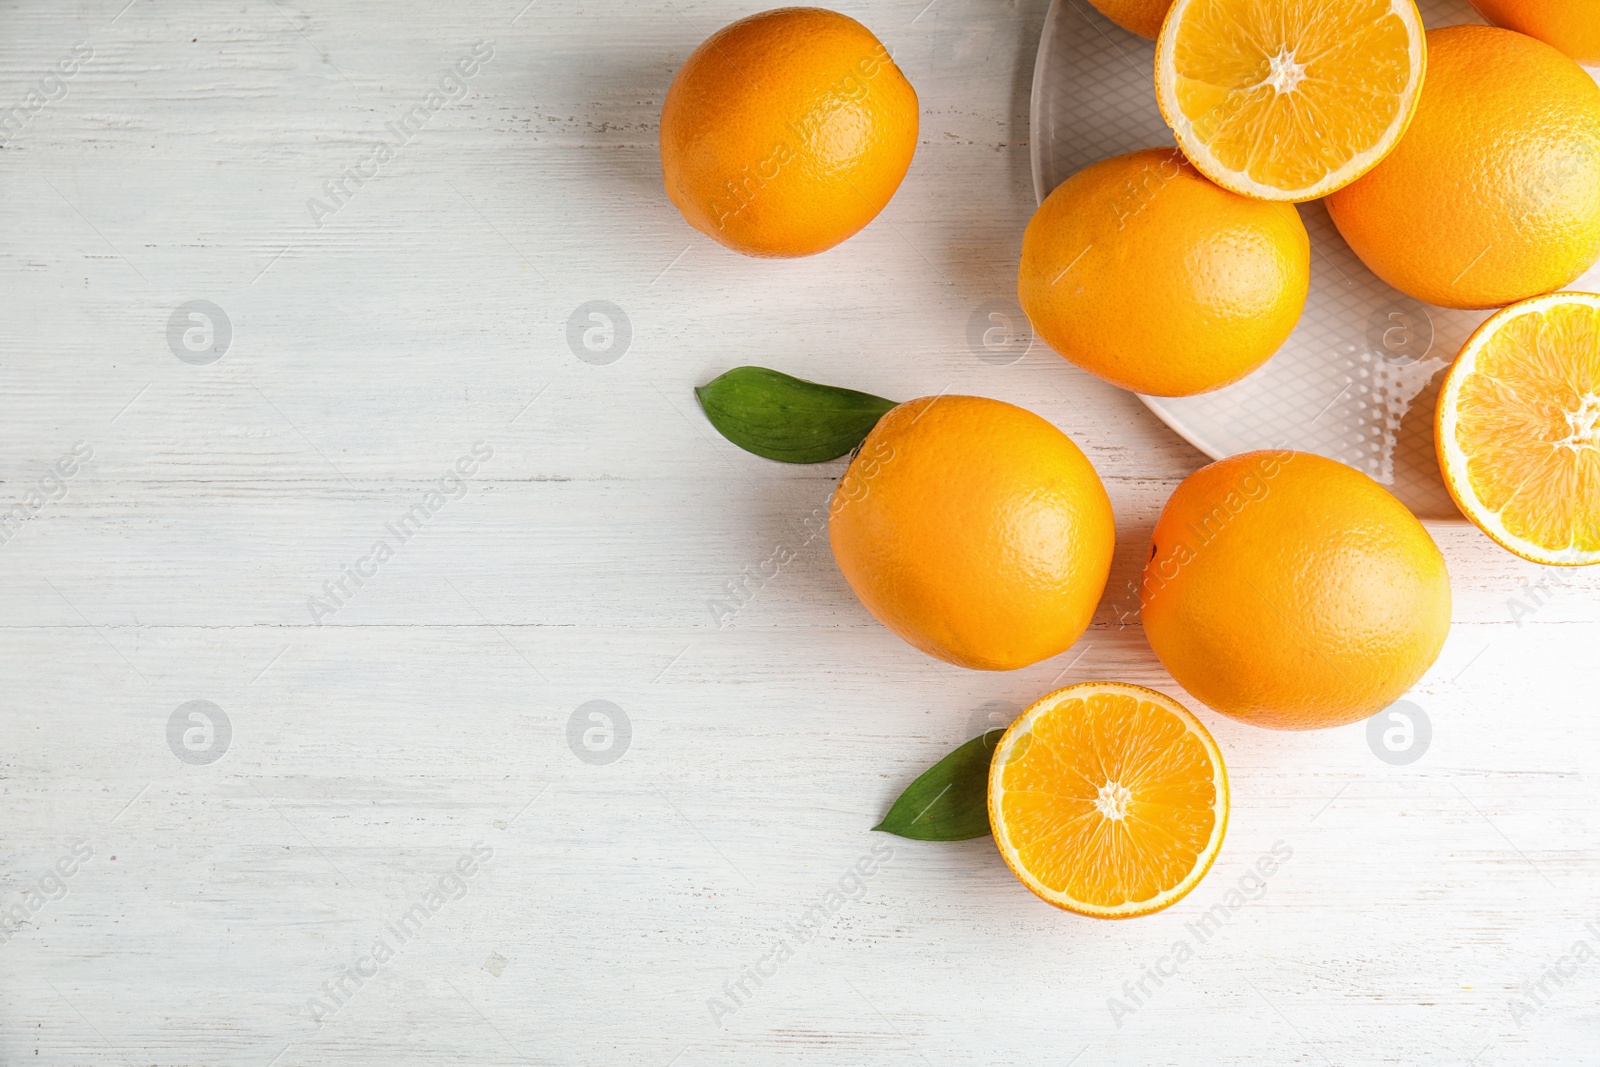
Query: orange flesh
xmin=1165 ymin=0 xmax=1420 ymax=195
xmin=994 ymin=689 xmax=1220 ymax=910
xmin=1455 ymin=301 xmax=1600 ymax=553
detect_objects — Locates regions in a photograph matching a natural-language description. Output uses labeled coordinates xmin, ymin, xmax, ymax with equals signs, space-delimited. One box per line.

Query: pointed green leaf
xmin=873 ymin=731 xmax=1001 ymax=841
xmin=694 ymin=366 xmax=897 ymax=464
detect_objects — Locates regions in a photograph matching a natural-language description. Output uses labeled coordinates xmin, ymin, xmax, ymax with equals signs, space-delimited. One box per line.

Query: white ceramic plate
xmin=1028 ymin=0 xmax=1600 ymax=519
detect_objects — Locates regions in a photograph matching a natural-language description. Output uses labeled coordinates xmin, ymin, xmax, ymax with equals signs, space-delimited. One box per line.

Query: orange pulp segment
xmin=1154 ymin=0 xmax=1426 ymax=200
xmin=1437 ymin=291 xmax=1600 ymax=565
xmin=988 ymin=681 xmax=1228 ymax=918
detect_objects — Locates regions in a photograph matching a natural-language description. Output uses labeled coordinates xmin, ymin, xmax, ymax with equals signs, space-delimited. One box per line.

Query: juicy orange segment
xmin=988 ymin=681 xmax=1228 ymax=918
xmin=1154 ymin=0 xmax=1426 ymax=201
xmin=1437 ymin=292 xmax=1600 ymax=565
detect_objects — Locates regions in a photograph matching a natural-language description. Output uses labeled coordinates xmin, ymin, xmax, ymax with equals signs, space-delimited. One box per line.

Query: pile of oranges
xmin=661 ymin=4 xmax=1600 ymax=916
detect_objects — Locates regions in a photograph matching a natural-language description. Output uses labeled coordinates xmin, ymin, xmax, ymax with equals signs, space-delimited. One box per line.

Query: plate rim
xmin=1027 ymin=0 xmax=1067 ymax=209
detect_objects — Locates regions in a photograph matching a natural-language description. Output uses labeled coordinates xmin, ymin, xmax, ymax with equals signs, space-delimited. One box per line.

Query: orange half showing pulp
xmin=988 ymin=681 xmax=1229 ymax=919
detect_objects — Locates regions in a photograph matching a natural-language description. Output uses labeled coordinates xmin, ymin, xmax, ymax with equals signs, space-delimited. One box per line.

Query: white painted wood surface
xmin=3 ymin=1 xmax=1598 ymax=1064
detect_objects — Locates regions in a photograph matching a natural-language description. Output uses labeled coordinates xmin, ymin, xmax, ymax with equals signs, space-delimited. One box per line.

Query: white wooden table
xmin=3 ymin=1 xmax=1598 ymax=1063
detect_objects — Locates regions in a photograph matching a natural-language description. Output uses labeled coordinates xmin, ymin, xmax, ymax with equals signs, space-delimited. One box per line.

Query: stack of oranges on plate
xmin=660 ymin=2 xmax=1600 ymax=917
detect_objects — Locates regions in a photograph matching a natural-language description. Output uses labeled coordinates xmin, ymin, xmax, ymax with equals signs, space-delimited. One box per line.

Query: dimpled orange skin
xmin=828 ymin=396 xmax=1115 ymax=671
xmin=1086 ymin=0 xmax=1171 ymax=38
xmin=1140 ymin=451 xmax=1452 ymax=730
xmin=659 ymin=8 xmax=919 ymax=258
xmin=1470 ymin=0 xmax=1600 ymax=65
xmin=1325 ymin=26 xmax=1600 ymax=311
xmin=1018 ymin=149 xmax=1309 ymax=397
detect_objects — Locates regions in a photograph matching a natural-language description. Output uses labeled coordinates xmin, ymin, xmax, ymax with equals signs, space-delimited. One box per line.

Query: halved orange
xmin=1437 ymin=292 xmax=1600 ymax=565
xmin=988 ymin=681 xmax=1228 ymax=919
xmin=1154 ymin=0 xmax=1426 ymax=201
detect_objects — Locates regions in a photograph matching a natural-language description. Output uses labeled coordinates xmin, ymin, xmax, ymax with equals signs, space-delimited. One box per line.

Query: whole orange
xmin=659 ymin=7 xmax=918 ymax=258
xmin=828 ymin=396 xmax=1114 ymax=671
xmin=1325 ymin=25 xmax=1600 ymax=310
xmin=1086 ymin=0 xmax=1171 ymax=38
xmin=1140 ymin=451 xmax=1451 ymax=730
xmin=1018 ymin=148 xmax=1309 ymax=397
xmin=1470 ymin=0 xmax=1600 ymax=65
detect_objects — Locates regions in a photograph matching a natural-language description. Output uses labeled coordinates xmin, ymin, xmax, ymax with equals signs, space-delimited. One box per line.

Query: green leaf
xmin=694 ymin=366 xmax=897 ymax=464
xmin=873 ymin=731 xmax=1001 ymax=841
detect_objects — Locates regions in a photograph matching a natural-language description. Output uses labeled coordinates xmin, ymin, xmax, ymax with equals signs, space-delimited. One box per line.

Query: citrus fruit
xmin=1436 ymin=292 xmax=1600 ymax=565
xmin=659 ymin=7 xmax=919 ymax=258
xmin=1469 ymin=0 xmax=1600 ymax=66
xmin=1018 ymin=148 xmax=1309 ymax=397
xmin=1140 ymin=451 xmax=1451 ymax=730
xmin=988 ymin=681 xmax=1228 ymax=918
xmin=1086 ymin=0 xmax=1171 ymax=39
xmin=1154 ymin=0 xmax=1426 ymax=201
xmin=828 ymin=395 xmax=1114 ymax=671
xmin=1325 ymin=25 xmax=1600 ymax=310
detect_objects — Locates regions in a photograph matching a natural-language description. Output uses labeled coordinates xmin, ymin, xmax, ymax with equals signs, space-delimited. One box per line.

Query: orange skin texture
xmin=1325 ymin=25 xmax=1600 ymax=310
xmin=828 ymin=396 xmax=1115 ymax=671
xmin=1469 ymin=0 xmax=1600 ymax=65
xmin=1140 ymin=451 xmax=1452 ymax=730
xmin=1018 ymin=148 xmax=1310 ymax=397
xmin=1087 ymin=0 xmax=1171 ymax=38
xmin=659 ymin=7 xmax=919 ymax=258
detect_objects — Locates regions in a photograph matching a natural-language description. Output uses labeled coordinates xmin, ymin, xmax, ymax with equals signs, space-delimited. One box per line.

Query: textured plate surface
xmin=1030 ymin=0 xmax=1600 ymax=519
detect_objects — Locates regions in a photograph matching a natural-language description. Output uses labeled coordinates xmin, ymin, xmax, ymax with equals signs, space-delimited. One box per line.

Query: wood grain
xmin=2 ymin=0 xmax=1597 ymax=1064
